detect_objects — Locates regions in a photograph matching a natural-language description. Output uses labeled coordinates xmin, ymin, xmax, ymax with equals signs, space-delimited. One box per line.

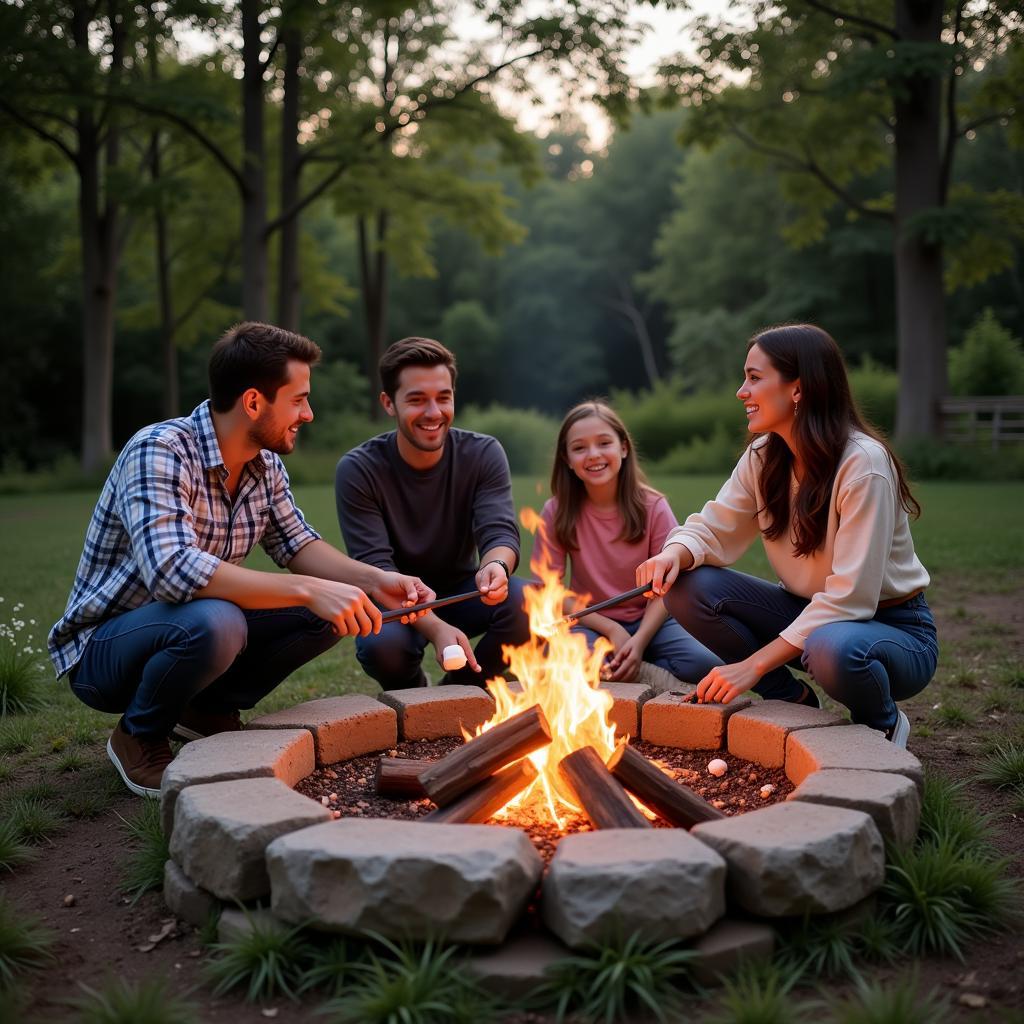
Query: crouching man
xmin=48 ymin=322 xmax=432 ymax=798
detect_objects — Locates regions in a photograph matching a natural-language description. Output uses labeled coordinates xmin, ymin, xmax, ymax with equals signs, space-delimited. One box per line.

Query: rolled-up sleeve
xmin=261 ymin=458 xmax=321 ymax=567
xmin=117 ymin=438 xmax=220 ymax=603
xmin=779 ymin=472 xmax=895 ymax=649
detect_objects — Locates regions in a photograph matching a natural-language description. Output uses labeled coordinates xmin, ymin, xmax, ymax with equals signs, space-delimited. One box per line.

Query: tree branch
xmin=797 ymin=0 xmax=897 ymax=41
xmin=939 ymin=0 xmax=964 ymax=205
xmin=172 ymin=242 xmax=238 ymax=332
xmin=0 ymin=99 xmax=79 ymax=167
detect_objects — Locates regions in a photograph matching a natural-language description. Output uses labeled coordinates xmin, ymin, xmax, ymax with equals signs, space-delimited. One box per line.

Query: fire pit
xmin=159 ymin=567 xmax=925 ymax=956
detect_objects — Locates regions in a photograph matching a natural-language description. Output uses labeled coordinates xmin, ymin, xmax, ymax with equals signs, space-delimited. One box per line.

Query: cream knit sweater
xmin=665 ymin=432 xmax=930 ymax=650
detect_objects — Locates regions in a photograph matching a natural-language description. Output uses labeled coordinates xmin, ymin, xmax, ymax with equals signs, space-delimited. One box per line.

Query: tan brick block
xmin=785 ymin=725 xmax=923 ymax=790
xmin=377 ymin=685 xmax=495 ymax=740
xmin=641 ymin=691 xmax=752 ymax=749
xmin=598 ymin=682 xmax=653 ymax=738
xmin=727 ymin=700 xmax=844 ymax=768
xmin=248 ymin=695 xmax=397 ymax=766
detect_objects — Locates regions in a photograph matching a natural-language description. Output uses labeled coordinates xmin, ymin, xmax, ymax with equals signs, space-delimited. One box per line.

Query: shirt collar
xmin=190 ymin=400 xmax=270 ymax=479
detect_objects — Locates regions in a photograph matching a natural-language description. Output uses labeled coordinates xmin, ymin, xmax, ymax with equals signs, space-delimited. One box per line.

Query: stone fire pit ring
xmin=160 ymin=684 xmax=923 ymax=952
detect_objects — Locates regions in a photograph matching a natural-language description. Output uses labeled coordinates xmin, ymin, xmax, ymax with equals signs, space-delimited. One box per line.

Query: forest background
xmin=1 ymin=0 xmax=1022 ymax=490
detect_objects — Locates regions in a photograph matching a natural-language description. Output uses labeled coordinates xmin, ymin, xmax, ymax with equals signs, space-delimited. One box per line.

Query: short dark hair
xmin=379 ymin=337 xmax=457 ymax=399
xmin=208 ymin=322 xmax=321 ymax=412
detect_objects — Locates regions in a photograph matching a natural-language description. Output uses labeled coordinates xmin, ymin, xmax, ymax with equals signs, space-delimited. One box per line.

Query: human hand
xmin=636 ymin=548 xmax=682 ymax=597
xmin=696 ymin=660 xmax=760 ymax=704
xmin=598 ymin=623 xmax=632 ymax=681
xmin=605 ymin=631 xmax=645 ymax=682
xmin=306 ymin=580 xmax=381 ymax=637
xmin=370 ymin=572 xmax=435 ymax=624
xmin=475 ymin=561 xmax=509 ymax=606
xmin=429 ymin=625 xmax=481 ymax=675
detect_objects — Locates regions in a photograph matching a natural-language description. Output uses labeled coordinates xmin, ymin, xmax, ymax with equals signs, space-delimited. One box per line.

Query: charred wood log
xmin=559 ymin=745 xmax=651 ymax=830
xmin=424 ymin=758 xmax=538 ymax=824
xmin=374 ymin=757 xmax=431 ymax=799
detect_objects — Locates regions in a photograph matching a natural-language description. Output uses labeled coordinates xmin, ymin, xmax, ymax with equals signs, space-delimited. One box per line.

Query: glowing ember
xmin=470 ymin=508 xmax=620 ymax=827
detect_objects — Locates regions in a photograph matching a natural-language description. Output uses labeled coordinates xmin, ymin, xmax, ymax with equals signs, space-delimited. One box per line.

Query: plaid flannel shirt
xmin=48 ymin=401 xmax=320 ymax=678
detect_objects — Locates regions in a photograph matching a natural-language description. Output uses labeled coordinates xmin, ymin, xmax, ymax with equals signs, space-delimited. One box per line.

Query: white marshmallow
xmin=707 ymin=758 xmax=728 ymax=777
xmin=442 ymin=644 xmax=467 ymax=671
xmin=759 ymin=784 xmax=775 ymax=799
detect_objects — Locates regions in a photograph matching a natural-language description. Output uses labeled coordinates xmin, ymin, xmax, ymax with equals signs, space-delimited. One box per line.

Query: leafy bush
xmin=119 ymin=801 xmax=170 ymax=904
xmin=460 ymin=404 xmax=558 ymax=475
xmin=653 ymin=422 xmax=744 ymax=475
xmin=848 ymin=359 xmax=898 ymax=435
xmin=949 ymin=308 xmax=1024 ymax=396
xmin=896 ymin=438 xmax=1024 ymax=481
xmin=66 ymin=976 xmax=197 ymax=1024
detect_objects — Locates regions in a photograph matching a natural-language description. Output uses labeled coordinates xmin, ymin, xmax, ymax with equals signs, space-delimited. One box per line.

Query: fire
xmin=470 ymin=507 xmax=620 ymax=827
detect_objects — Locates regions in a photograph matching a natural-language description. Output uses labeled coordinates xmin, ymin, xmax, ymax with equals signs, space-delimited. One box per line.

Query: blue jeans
xmin=68 ymin=600 xmax=339 ymax=738
xmin=571 ymin=617 xmax=720 ymax=684
xmin=356 ymin=575 xmax=531 ymax=690
xmin=664 ymin=566 xmax=939 ymax=731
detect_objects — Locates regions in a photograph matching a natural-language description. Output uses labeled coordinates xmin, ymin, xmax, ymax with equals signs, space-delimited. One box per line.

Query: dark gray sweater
xmin=335 ymin=429 xmax=520 ymax=594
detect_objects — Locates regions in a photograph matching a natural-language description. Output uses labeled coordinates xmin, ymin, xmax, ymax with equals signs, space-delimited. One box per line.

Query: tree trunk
xmin=359 ymin=211 xmax=390 ymax=417
xmin=241 ymin=0 xmax=267 ymax=321
xmin=276 ymin=25 xmax=302 ymax=330
xmin=892 ymin=0 xmax=947 ymax=442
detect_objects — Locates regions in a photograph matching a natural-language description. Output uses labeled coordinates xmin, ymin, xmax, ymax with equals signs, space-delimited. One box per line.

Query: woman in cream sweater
xmin=636 ymin=324 xmax=938 ymax=747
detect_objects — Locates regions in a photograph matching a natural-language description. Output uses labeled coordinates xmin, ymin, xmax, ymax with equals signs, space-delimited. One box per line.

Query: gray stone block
xmin=465 ymin=933 xmax=570 ymax=999
xmin=727 ymin=700 xmax=844 ymax=768
xmin=598 ymin=682 xmax=653 ymax=738
xmin=169 ymin=777 xmax=331 ymax=901
xmin=693 ymin=801 xmax=885 ymax=917
xmin=690 ymin=919 xmax=775 ymax=986
xmin=641 ymin=691 xmax=752 ymax=749
xmin=160 ymin=728 xmax=314 ymax=835
xmin=163 ymin=859 xmax=219 ymax=928
xmin=247 ymin=695 xmax=397 ymax=766
xmin=542 ymin=829 xmax=727 ymax=948
xmin=377 ymin=685 xmax=495 ymax=740
xmin=788 ymin=768 xmax=922 ymax=847
xmin=267 ymin=819 xmax=542 ymax=945
xmin=635 ymin=661 xmax=690 ymax=693
xmin=785 ymin=725 xmax=924 ymax=791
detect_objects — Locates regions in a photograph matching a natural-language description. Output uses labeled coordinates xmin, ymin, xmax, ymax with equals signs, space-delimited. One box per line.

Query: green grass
xmin=2 ymin=793 xmax=66 ymax=844
xmin=0 ymin=819 xmax=36 ymax=872
xmin=933 ymin=702 xmax=976 ymax=727
xmin=828 ymin=973 xmax=951 ymax=1024
xmin=0 ymin=892 xmax=55 ymax=986
xmin=119 ymin=800 xmax=170 ymax=904
xmin=978 ymin=742 xmax=1024 ymax=790
xmin=707 ymin=960 xmax=806 ymax=1024
xmin=66 ymin=976 xmax=197 ymax=1024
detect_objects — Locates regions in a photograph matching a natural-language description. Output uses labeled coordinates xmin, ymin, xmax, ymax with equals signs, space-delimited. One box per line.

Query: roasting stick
xmin=380 ymin=588 xmax=482 ymax=623
xmin=558 ymin=584 xmax=651 ymax=626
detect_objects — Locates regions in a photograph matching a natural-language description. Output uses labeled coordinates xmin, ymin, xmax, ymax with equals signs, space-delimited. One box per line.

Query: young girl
xmin=637 ymin=325 xmax=938 ymax=746
xmin=535 ymin=401 xmax=720 ymax=684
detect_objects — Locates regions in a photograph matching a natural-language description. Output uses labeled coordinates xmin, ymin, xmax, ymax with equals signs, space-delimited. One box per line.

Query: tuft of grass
xmin=55 ymin=748 xmax=89 ymax=774
xmin=934 ymin=702 xmax=976 ymax=727
xmin=0 ymin=893 xmax=55 ymax=986
xmin=947 ymin=661 xmax=979 ymax=687
xmin=0 ymin=819 xmax=37 ymax=872
xmin=0 ymin=647 xmax=46 ymax=717
xmin=0 ymin=755 xmax=15 ymax=784
xmin=828 ymin=972 xmax=951 ymax=1024
xmin=918 ymin=774 xmax=996 ymax=852
xmin=66 ymin=976 xmax=197 ymax=1024
xmin=19 ymin=779 xmax=58 ymax=803
xmin=977 ymin=741 xmax=1024 ymax=791
xmin=62 ymin=789 xmax=114 ymax=820
xmin=203 ymin=910 xmax=312 ymax=1003
xmin=535 ymin=931 xmax=695 ymax=1024
xmin=118 ymin=801 xmax=169 ymax=904
xmin=321 ymin=934 xmax=496 ymax=1024
xmin=707 ymin=959 xmax=807 ymax=1024
xmin=0 ymin=718 xmax=35 ymax=755
xmin=776 ymin=914 xmax=860 ymax=981
xmin=851 ymin=915 xmax=902 ymax=966
xmin=3 ymin=794 xmax=66 ymax=845
xmin=197 ymin=908 xmax=221 ymax=948
xmin=996 ymin=658 xmax=1024 ymax=688
xmin=297 ymin=936 xmax=366 ymax=997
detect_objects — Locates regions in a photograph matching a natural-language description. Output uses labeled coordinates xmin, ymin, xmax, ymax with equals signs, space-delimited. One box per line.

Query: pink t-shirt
xmin=535 ymin=490 xmax=678 ymax=623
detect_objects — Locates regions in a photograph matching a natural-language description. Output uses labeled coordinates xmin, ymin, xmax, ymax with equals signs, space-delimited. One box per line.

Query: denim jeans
xmin=68 ymin=599 xmax=339 ymax=738
xmin=355 ymin=575 xmax=531 ymax=690
xmin=664 ymin=566 xmax=939 ymax=732
xmin=571 ymin=616 xmax=721 ymax=685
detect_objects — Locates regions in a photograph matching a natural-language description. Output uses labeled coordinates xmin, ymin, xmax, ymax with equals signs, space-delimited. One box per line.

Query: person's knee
xmin=663 ymin=566 xmax=718 ymax=627
xmin=188 ymin=600 xmax=248 ymax=672
xmin=802 ymin=624 xmax=858 ymax=688
xmin=356 ymin=628 xmax=420 ymax=678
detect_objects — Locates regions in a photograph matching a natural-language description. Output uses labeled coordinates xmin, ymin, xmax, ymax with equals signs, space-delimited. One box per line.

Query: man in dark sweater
xmin=335 ymin=337 xmax=530 ymax=689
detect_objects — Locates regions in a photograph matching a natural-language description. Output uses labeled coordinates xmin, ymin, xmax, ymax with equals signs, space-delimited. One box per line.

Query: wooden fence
xmin=939 ymin=396 xmax=1024 ymax=449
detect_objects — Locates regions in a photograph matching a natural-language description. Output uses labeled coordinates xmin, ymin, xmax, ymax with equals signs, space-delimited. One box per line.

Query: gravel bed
xmin=294 ymin=737 xmax=794 ymax=864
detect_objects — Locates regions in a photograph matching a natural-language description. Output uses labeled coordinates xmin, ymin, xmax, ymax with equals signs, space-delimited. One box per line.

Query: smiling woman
xmin=637 ymin=324 xmax=938 ymax=748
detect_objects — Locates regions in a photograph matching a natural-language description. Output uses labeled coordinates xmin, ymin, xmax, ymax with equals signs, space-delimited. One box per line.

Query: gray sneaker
xmin=887 ymin=709 xmax=911 ymax=749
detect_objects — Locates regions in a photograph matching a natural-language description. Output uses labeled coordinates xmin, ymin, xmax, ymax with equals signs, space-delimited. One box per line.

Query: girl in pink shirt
xmin=534 ymin=401 xmax=720 ymax=685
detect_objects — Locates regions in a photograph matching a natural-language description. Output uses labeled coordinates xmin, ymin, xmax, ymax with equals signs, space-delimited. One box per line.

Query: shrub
xmin=896 ymin=438 xmax=1024 ymax=481
xmin=653 ymin=422 xmax=744 ymax=475
xmin=460 ymin=404 xmax=558 ymax=475
xmin=848 ymin=359 xmax=898 ymax=435
xmin=949 ymin=308 xmax=1024 ymax=396
xmin=119 ymin=801 xmax=170 ymax=904
xmin=66 ymin=976 xmax=197 ymax=1024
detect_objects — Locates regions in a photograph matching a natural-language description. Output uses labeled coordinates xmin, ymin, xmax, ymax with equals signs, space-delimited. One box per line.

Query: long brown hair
xmin=551 ymin=401 xmax=657 ymax=551
xmin=750 ymin=324 xmax=920 ymax=556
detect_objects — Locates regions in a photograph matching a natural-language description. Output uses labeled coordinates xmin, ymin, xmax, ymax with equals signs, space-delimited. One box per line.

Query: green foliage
xmin=848 ymin=361 xmax=898 ymax=436
xmin=896 ymin=439 xmax=1024 ymax=481
xmin=2 ymin=794 xmax=66 ymax=845
xmin=0 ymin=819 xmax=36 ymax=872
xmin=536 ymin=931 xmax=695 ymax=1024
xmin=917 ymin=774 xmax=997 ymax=852
xmin=0 ymin=717 xmax=35 ymax=755
xmin=653 ymin=422 xmax=743 ymax=475
xmin=828 ymin=973 xmax=951 ymax=1024
xmin=460 ymin=404 xmax=558 ymax=475
xmin=978 ymin=741 xmax=1024 ymax=790
xmin=56 ymin=748 xmax=88 ymax=773
xmin=0 ymin=893 xmax=55 ymax=987
xmin=203 ymin=912 xmax=312 ymax=1003
xmin=776 ymin=914 xmax=860 ymax=981
xmin=297 ymin=936 xmax=366 ymax=997
xmin=707 ymin=959 xmax=805 ymax=1024
xmin=320 ymin=934 xmax=496 ymax=1024
xmin=67 ymin=976 xmax=197 ymax=1024
xmin=949 ymin=308 xmax=1024 ymax=396
xmin=933 ymin=702 xmax=976 ymax=727
xmin=118 ymin=801 xmax=169 ymax=904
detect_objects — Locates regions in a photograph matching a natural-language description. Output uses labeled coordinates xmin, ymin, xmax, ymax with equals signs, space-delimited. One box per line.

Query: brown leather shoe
xmin=171 ymin=707 xmax=243 ymax=743
xmin=106 ymin=718 xmax=173 ymax=798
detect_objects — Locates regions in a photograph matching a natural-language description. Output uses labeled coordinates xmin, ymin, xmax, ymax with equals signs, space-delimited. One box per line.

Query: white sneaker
xmin=887 ymin=709 xmax=911 ymax=749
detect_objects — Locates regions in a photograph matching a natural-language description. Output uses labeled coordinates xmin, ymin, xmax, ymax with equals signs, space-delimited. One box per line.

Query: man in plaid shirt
xmin=49 ymin=323 xmax=432 ymax=798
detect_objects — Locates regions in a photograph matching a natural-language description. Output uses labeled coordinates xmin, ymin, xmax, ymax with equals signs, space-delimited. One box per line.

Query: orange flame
xmin=471 ymin=507 xmax=620 ymax=827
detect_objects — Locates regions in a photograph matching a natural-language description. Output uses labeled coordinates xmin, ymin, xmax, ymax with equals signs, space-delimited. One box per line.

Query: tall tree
xmin=661 ymin=0 xmax=1023 ymax=439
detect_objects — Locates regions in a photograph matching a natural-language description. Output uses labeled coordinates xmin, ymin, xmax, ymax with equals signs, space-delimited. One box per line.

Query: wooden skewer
xmin=381 ymin=589 xmax=482 ymax=623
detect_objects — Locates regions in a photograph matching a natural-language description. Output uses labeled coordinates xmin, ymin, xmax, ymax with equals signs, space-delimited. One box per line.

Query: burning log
xmin=375 ymin=757 xmax=431 ymax=799
xmin=559 ymin=746 xmax=651 ymax=830
xmin=606 ymin=743 xmax=726 ymax=828
xmin=419 ymin=704 xmax=552 ymax=807
xmin=423 ymin=759 xmax=538 ymax=824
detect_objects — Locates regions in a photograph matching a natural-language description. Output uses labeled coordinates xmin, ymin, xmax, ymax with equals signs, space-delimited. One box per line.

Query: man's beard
xmin=250 ymin=411 xmax=295 ymax=455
